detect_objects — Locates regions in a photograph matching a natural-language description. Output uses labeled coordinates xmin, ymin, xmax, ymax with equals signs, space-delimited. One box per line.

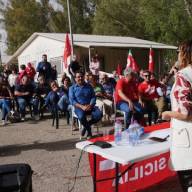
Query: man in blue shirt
xmin=36 ymin=54 xmax=52 ymax=82
xmin=69 ymin=72 xmax=102 ymax=138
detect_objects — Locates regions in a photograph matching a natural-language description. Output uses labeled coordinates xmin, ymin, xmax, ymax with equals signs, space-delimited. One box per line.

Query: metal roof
xmin=7 ymin=32 xmax=177 ymax=64
xmin=40 ymin=33 xmax=177 ymax=49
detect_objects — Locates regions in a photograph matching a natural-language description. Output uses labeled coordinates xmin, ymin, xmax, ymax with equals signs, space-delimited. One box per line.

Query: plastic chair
xmin=70 ymin=106 xmax=99 ymax=140
xmin=51 ymin=105 xmax=59 ymax=129
xmin=70 ymin=106 xmax=84 ymax=139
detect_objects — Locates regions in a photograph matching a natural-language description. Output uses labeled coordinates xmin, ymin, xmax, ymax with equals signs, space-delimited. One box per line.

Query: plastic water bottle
xmin=128 ymin=121 xmax=145 ymax=145
xmin=128 ymin=122 xmax=140 ymax=146
xmin=114 ymin=119 xmax=122 ymax=145
xmin=121 ymin=129 xmax=129 ymax=145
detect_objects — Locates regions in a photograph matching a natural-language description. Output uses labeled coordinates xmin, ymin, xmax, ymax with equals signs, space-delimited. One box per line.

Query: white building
xmin=7 ymin=33 xmax=177 ymax=76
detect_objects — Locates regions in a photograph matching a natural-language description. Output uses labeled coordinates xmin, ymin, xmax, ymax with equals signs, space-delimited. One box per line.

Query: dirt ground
xmin=0 ymin=115 xmax=182 ymax=192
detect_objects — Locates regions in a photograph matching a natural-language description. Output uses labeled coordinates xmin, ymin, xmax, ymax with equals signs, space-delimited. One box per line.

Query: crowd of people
xmin=0 ymin=52 xmax=175 ymax=139
xmin=0 ymin=54 xmax=60 ymax=124
xmin=1 ymin=39 xmax=192 ymax=191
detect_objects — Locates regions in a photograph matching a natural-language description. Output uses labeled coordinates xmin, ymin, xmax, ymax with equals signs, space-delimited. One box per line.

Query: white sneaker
xmin=2 ymin=120 xmax=7 ymax=126
xmin=21 ymin=117 xmax=25 ymax=122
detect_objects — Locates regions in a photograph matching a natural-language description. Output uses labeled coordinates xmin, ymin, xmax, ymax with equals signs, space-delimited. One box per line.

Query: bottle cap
xmin=115 ymin=118 xmax=122 ymax=124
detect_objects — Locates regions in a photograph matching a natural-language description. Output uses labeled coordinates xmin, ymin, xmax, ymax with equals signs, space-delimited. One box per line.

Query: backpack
xmin=7 ymin=110 xmax=21 ymax=123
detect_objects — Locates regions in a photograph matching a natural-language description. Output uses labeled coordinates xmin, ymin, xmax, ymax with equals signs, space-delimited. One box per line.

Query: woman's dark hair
xmin=178 ymin=40 xmax=192 ymax=69
xmin=20 ymin=64 xmax=26 ymax=70
xmin=63 ymin=76 xmax=71 ymax=82
xmin=61 ymin=73 xmax=69 ymax=83
xmin=159 ymin=73 xmax=169 ymax=82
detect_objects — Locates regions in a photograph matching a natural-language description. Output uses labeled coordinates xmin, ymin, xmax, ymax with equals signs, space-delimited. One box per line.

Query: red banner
xmin=88 ymin=122 xmax=176 ymax=192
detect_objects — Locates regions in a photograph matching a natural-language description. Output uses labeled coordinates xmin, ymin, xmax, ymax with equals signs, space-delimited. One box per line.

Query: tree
xmin=4 ymin=0 xmax=67 ymax=54
xmin=58 ymin=0 xmax=94 ymax=34
xmin=183 ymin=0 xmax=192 ymax=18
xmin=4 ymin=0 xmax=95 ymax=53
xmin=4 ymin=0 xmax=49 ymax=53
xmin=92 ymin=0 xmax=145 ymax=37
xmin=140 ymin=0 xmax=192 ymax=45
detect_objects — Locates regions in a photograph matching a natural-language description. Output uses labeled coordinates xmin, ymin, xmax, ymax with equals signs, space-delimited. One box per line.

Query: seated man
xmin=14 ymin=75 xmax=38 ymax=121
xmin=100 ymin=73 xmax=114 ymax=97
xmin=33 ymin=75 xmax=51 ymax=117
xmin=69 ymin=71 xmax=103 ymax=139
xmin=89 ymin=74 xmax=113 ymax=121
xmin=138 ymin=70 xmax=163 ymax=124
xmin=114 ymin=68 xmax=144 ymax=128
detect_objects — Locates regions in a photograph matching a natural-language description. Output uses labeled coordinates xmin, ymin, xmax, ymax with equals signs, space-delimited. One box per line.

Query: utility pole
xmin=0 ymin=47 xmax=2 ymax=65
xmin=67 ymin=0 xmax=74 ymax=56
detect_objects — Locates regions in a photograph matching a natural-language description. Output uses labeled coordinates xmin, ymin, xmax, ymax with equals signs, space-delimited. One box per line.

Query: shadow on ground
xmin=0 ymin=138 xmax=78 ymax=157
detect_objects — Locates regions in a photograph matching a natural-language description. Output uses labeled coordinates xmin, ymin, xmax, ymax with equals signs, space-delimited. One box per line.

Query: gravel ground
xmin=0 ymin=115 xmax=182 ymax=192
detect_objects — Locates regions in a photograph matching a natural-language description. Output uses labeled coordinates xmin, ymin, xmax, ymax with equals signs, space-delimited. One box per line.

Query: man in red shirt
xmin=114 ymin=68 xmax=143 ymax=128
xmin=138 ymin=70 xmax=159 ymax=124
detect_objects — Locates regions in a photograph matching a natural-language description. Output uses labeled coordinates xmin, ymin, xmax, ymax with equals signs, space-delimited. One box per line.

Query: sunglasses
xmin=76 ymin=75 xmax=83 ymax=78
xmin=144 ymin=74 xmax=150 ymax=77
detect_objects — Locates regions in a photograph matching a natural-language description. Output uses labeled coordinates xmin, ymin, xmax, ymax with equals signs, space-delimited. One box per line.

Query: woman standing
xmin=162 ymin=40 xmax=192 ymax=192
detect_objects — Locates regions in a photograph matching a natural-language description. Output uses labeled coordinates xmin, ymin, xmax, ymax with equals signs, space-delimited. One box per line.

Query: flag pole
xmin=67 ymin=0 xmax=74 ymax=57
xmin=0 ymin=47 xmax=2 ymax=65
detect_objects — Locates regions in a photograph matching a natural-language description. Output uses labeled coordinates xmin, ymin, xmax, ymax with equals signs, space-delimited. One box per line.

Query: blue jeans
xmin=17 ymin=97 xmax=39 ymax=117
xmin=116 ymin=101 xmax=144 ymax=128
xmin=57 ymin=94 xmax=69 ymax=112
xmin=0 ymin=99 xmax=11 ymax=120
xmin=75 ymin=106 xmax=103 ymax=136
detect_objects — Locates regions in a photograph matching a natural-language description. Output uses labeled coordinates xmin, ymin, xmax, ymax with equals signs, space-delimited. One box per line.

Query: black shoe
xmin=156 ymin=119 xmax=163 ymax=123
xmin=81 ymin=128 xmax=86 ymax=136
xmin=86 ymin=135 xmax=93 ymax=140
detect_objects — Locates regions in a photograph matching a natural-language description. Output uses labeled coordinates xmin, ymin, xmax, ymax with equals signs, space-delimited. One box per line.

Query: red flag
xmin=63 ymin=33 xmax=71 ymax=69
xmin=148 ymin=48 xmax=154 ymax=72
xmin=126 ymin=50 xmax=139 ymax=72
xmin=116 ymin=63 xmax=122 ymax=75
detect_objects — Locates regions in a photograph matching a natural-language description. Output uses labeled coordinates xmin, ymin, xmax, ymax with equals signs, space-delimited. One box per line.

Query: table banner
xmin=88 ymin=122 xmax=176 ymax=192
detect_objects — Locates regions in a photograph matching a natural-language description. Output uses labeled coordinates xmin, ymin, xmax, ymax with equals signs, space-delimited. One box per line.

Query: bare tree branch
xmin=183 ymin=0 xmax=192 ymax=18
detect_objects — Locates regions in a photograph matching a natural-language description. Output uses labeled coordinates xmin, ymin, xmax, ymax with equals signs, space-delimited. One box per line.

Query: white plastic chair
xmin=71 ymin=106 xmax=83 ymax=139
xmin=70 ymin=106 xmax=99 ymax=140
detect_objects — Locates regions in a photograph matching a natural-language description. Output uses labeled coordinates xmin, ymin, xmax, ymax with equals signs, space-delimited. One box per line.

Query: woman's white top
xmin=170 ymin=66 xmax=192 ymax=171
xmin=8 ymin=74 xmax=18 ymax=87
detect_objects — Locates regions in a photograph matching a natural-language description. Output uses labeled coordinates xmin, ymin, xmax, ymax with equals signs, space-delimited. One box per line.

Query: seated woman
xmin=0 ymin=78 xmax=13 ymax=125
xmin=45 ymin=81 xmax=69 ymax=113
xmin=58 ymin=77 xmax=71 ymax=112
xmin=89 ymin=74 xmax=113 ymax=121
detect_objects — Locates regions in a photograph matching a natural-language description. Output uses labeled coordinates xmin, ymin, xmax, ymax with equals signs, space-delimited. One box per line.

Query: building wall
xmin=87 ymin=47 xmax=163 ymax=74
xmin=18 ymin=36 xmax=64 ymax=71
xmin=18 ymin=36 xmax=165 ymax=78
